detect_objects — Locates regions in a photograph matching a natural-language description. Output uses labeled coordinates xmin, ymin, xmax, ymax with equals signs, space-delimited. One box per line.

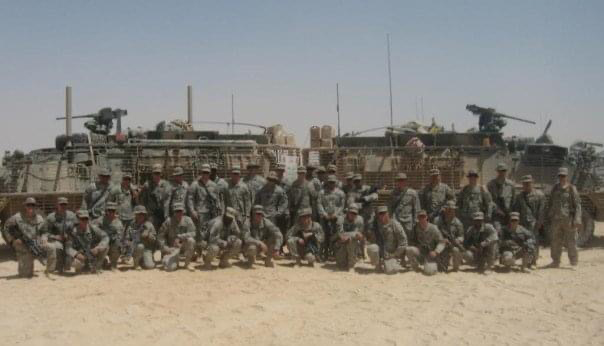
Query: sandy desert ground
xmin=0 ymin=225 xmax=603 ymax=346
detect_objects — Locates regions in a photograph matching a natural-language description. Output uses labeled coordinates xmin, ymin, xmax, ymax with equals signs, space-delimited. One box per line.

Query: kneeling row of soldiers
xmin=3 ymin=195 xmax=538 ymax=277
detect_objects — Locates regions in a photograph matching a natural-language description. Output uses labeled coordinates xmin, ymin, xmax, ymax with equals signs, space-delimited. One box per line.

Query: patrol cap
xmin=558 ymin=167 xmax=569 ymax=176
xmin=317 ymin=166 xmax=326 ymax=173
xmin=57 ymin=197 xmax=68 ymax=205
xmin=353 ymin=174 xmax=362 ymax=181
xmin=152 ymin=164 xmax=163 ymax=173
xmin=105 ymin=202 xmax=118 ymax=211
xmin=327 ymin=164 xmax=337 ymax=172
xmin=496 ymin=163 xmax=508 ymax=171
xmin=444 ymin=200 xmax=457 ymax=209
xmin=306 ymin=164 xmax=317 ymax=171
xmin=200 ymin=164 xmax=211 ymax=173
xmin=210 ymin=163 xmax=218 ymax=170
xmin=345 ymin=172 xmax=354 ymax=180
xmin=172 ymin=203 xmax=185 ymax=212
xmin=521 ymin=174 xmax=533 ymax=183
xmin=122 ymin=172 xmax=133 ymax=179
xmin=231 ymin=166 xmax=241 ymax=174
xmin=23 ymin=197 xmax=37 ymax=206
xmin=466 ymin=169 xmax=479 ymax=177
xmin=417 ymin=210 xmax=428 ymax=218
xmin=509 ymin=212 xmax=520 ymax=221
xmin=395 ymin=173 xmax=408 ymax=180
xmin=133 ymin=205 xmax=148 ymax=214
xmin=276 ymin=163 xmax=286 ymax=171
xmin=266 ymin=171 xmax=279 ymax=181
xmin=98 ymin=168 xmax=111 ymax=177
xmin=247 ymin=161 xmax=260 ymax=168
xmin=346 ymin=205 xmax=359 ymax=214
xmin=472 ymin=211 xmax=484 ymax=221
xmin=225 ymin=207 xmax=237 ymax=219
xmin=172 ymin=167 xmax=185 ymax=176
xmin=298 ymin=208 xmax=312 ymax=217
xmin=429 ymin=168 xmax=441 ymax=176
xmin=327 ymin=175 xmax=338 ymax=183
xmin=297 ymin=166 xmax=307 ymax=174
xmin=77 ymin=210 xmax=90 ymax=219
xmin=252 ymin=205 xmax=265 ymax=215
xmin=376 ymin=205 xmax=389 ymax=214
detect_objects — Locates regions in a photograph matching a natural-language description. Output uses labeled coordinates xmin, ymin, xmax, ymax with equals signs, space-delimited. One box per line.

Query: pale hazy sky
xmin=1 ymin=1 xmax=602 ymax=155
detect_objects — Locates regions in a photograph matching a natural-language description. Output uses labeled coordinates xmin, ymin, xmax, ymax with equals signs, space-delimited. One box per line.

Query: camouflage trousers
xmin=439 ymin=245 xmax=463 ymax=272
xmin=133 ymin=244 xmax=156 ymax=269
xmin=13 ymin=241 xmax=57 ymax=277
xmin=286 ymin=237 xmax=320 ymax=265
xmin=366 ymin=244 xmax=405 ymax=274
xmin=550 ymin=219 xmax=578 ymax=265
xmin=334 ymin=232 xmax=359 ymax=270
xmin=243 ymin=234 xmax=282 ymax=261
xmin=405 ymin=246 xmax=442 ymax=276
xmin=462 ymin=243 xmax=497 ymax=271
xmin=108 ymin=240 xmax=121 ymax=269
xmin=206 ymin=237 xmax=242 ymax=266
xmin=161 ymin=237 xmax=195 ymax=272
xmin=501 ymin=249 xmax=533 ymax=269
xmin=67 ymin=247 xmax=108 ymax=273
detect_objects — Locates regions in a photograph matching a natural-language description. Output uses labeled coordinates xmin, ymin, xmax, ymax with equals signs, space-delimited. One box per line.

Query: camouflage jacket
xmin=46 ymin=210 xmax=78 ymax=238
xmin=434 ymin=215 xmax=464 ymax=244
xmin=368 ymin=219 xmax=408 ymax=256
xmin=3 ymin=212 xmax=46 ymax=243
xmin=66 ymin=224 xmax=109 ymax=253
xmin=333 ymin=214 xmax=363 ymax=242
xmin=317 ymin=187 xmax=346 ymax=219
xmin=420 ymin=182 xmax=455 ymax=219
xmin=389 ymin=187 xmax=421 ymax=230
xmin=512 ymin=189 xmax=546 ymax=230
xmin=208 ymin=217 xmax=242 ymax=243
xmin=139 ymin=179 xmax=169 ymax=216
xmin=346 ymin=185 xmax=378 ymax=218
xmin=81 ymin=181 xmax=113 ymax=219
xmin=110 ymin=183 xmax=138 ymax=221
xmin=547 ymin=183 xmax=582 ymax=224
xmin=457 ymin=184 xmax=493 ymax=223
xmin=242 ymin=217 xmax=283 ymax=247
xmin=463 ymin=223 xmax=498 ymax=248
xmin=225 ymin=180 xmax=252 ymax=223
xmin=487 ymin=178 xmax=516 ymax=222
xmin=158 ymin=215 xmax=196 ymax=249
xmin=500 ymin=225 xmax=536 ymax=253
xmin=245 ymin=175 xmax=266 ymax=202
xmin=188 ymin=179 xmax=222 ymax=218
xmin=254 ymin=184 xmax=289 ymax=220
xmin=411 ymin=223 xmax=446 ymax=253
xmin=288 ymin=179 xmax=316 ymax=218
xmin=286 ymin=221 xmax=325 ymax=244
xmin=127 ymin=220 xmax=157 ymax=249
xmin=92 ymin=216 xmax=125 ymax=244
xmin=164 ymin=181 xmax=189 ymax=218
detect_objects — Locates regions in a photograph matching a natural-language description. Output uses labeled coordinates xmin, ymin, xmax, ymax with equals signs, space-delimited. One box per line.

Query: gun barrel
xmin=56 ymin=114 xmax=96 ymax=120
xmin=496 ymin=113 xmax=536 ymax=124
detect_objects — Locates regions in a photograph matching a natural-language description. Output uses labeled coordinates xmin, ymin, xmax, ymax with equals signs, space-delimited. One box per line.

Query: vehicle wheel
xmin=577 ymin=212 xmax=595 ymax=247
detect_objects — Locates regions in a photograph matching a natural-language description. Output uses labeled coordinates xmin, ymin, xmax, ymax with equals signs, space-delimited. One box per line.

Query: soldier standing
xmin=205 ymin=207 xmax=242 ymax=269
xmin=91 ymin=202 xmax=124 ymax=270
xmin=275 ymin=163 xmax=292 ymax=192
xmin=420 ymin=168 xmax=455 ymax=221
xmin=500 ymin=212 xmax=537 ymax=271
xmin=366 ymin=206 xmax=408 ymax=274
xmin=188 ymin=164 xmax=222 ymax=256
xmin=286 ymin=208 xmax=324 ymax=266
xmin=316 ymin=166 xmax=327 ymax=189
xmin=244 ymin=162 xmax=266 ymax=203
xmin=254 ymin=172 xmax=289 ymax=226
xmin=288 ymin=166 xmax=316 ymax=225
xmin=462 ymin=212 xmax=498 ymax=273
xmin=306 ymin=165 xmax=322 ymax=194
xmin=512 ymin=174 xmax=545 ymax=265
xmin=3 ymin=197 xmax=53 ymax=277
xmin=45 ymin=197 xmax=78 ymax=273
xmin=158 ymin=203 xmax=196 ymax=271
xmin=433 ymin=201 xmax=465 ymax=272
xmin=81 ymin=168 xmax=113 ymax=219
xmin=126 ymin=205 xmax=157 ymax=270
xmin=406 ymin=210 xmax=446 ymax=275
xmin=333 ymin=206 xmax=364 ymax=271
xmin=317 ymin=174 xmax=346 ymax=261
xmin=210 ymin=162 xmax=229 ymax=211
xmin=326 ymin=164 xmax=343 ymax=189
xmin=347 ymin=174 xmax=378 ymax=233
xmin=65 ymin=210 xmax=109 ymax=274
xmin=458 ymin=169 xmax=493 ymax=229
xmin=242 ymin=205 xmax=283 ymax=267
xmin=139 ymin=164 xmax=169 ymax=229
xmin=546 ymin=167 xmax=582 ymax=267
xmin=342 ymin=172 xmax=355 ymax=195
xmin=487 ymin=163 xmax=516 ymax=232
xmin=164 ymin=166 xmax=189 ymax=220
xmin=110 ymin=173 xmax=138 ymax=231
xmin=225 ymin=166 xmax=252 ymax=226
xmin=389 ymin=173 xmax=421 ymax=240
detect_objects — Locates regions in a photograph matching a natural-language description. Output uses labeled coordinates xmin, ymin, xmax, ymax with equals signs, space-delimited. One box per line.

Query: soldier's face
xmin=253 ymin=213 xmax=263 ymax=225
xmin=354 ymin=180 xmax=362 ymax=187
xmin=558 ymin=175 xmax=567 ymax=184
xmin=106 ymin=209 xmax=117 ymax=220
xmin=297 ymin=172 xmax=305 ymax=181
xmin=57 ymin=203 xmax=67 ymax=213
xmin=300 ymin=215 xmax=311 ymax=227
xmin=468 ymin=176 xmax=478 ymax=185
xmin=378 ymin=212 xmax=389 ymax=224
xmin=122 ymin=178 xmax=131 ymax=187
xmin=200 ymin=172 xmax=210 ymax=182
xmin=231 ymin=173 xmax=240 ymax=183
xmin=445 ymin=208 xmax=455 ymax=218
xmin=24 ymin=204 xmax=35 ymax=216
xmin=135 ymin=213 xmax=146 ymax=224
xmin=210 ymin=169 xmax=217 ymax=179
xmin=473 ymin=220 xmax=483 ymax=228
xmin=418 ymin=215 xmax=428 ymax=227
xmin=510 ymin=219 xmax=518 ymax=230
xmin=396 ymin=179 xmax=406 ymax=189
xmin=152 ymin=173 xmax=161 ymax=183
xmin=346 ymin=212 xmax=356 ymax=222
xmin=174 ymin=175 xmax=183 ymax=184
xmin=522 ymin=182 xmax=532 ymax=192
xmin=174 ymin=210 xmax=184 ymax=221
xmin=78 ymin=218 xmax=89 ymax=229
xmin=431 ymin=175 xmax=440 ymax=184
xmin=497 ymin=170 xmax=507 ymax=179
xmin=99 ymin=175 xmax=110 ymax=184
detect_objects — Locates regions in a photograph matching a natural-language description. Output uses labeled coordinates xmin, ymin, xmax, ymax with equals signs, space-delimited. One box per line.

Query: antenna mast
xmin=336 ymin=83 xmax=341 ymax=138
xmin=231 ymin=93 xmax=235 ymax=134
xmin=387 ymin=33 xmax=393 ymax=127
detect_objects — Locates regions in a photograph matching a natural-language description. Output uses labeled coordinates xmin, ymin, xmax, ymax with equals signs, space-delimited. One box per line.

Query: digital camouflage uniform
xmin=346 ymin=183 xmax=378 ymax=232
xmin=254 ymin=183 xmax=289 ymax=225
xmin=513 ymin=189 xmax=546 ymax=239
xmin=139 ymin=178 xmax=169 ymax=229
xmin=421 ymin=182 xmax=455 ymax=221
xmin=242 ymin=216 xmax=283 ymax=266
xmin=500 ymin=223 xmax=537 ymax=270
xmin=389 ymin=186 xmax=421 ymax=237
xmin=157 ymin=213 xmax=196 ymax=271
xmin=463 ymin=219 xmax=498 ymax=271
xmin=128 ymin=219 xmax=157 ymax=270
xmin=91 ymin=214 xmax=124 ymax=269
xmin=434 ymin=214 xmax=465 ymax=271
xmin=287 ymin=179 xmax=316 ymax=225
xmin=366 ymin=216 xmax=408 ymax=274
xmin=45 ymin=209 xmax=78 ymax=273
xmin=286 ymin=215 xmax=325 ymax=265
xmin=245 ymin=174 xmax=266 ymax=204
xmin=3 ymin=212 xmax=52 ymax=277
xmin=110 ymin=182 xmax=137 ymax=229
xmin=65 ymin=222 xmax=109 ymax=273
xmin=206 ymin=214 xmax=243 ymax=268
xmin=333 ymin=213 xmax=363 ymax=270
xmin=188 ymin=178 xmax=223 ymax=253
xmin=406 ymin=221 xmax=446 ymax=275
xmin=458 ymin=184 xmax=493 ymax=229
xmin=164 ymin=180 xmax=189 ymax=219
xmin=225 ymin=180 xmax=252 ymax=225
xmin=547 ymin=182 xmax=581 ymax=266
xmin=317 ymin=184 xmax=346 ymax=260
xmin=487 ymin=177 xmax=516 ymax=232
xmin=81 ymin=181 xmax=113 ymax=219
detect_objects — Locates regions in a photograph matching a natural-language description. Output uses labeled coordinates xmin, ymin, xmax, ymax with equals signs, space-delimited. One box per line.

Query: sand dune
xmin=1 ymin=226 xmax=603 ymax=346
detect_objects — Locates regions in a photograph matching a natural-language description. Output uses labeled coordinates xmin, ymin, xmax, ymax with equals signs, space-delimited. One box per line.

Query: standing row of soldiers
xmin=2 ymin=161 xmax=581 ymax=277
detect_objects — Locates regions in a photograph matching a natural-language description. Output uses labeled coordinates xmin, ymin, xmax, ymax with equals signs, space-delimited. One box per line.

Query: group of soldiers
xmin=2 ymin=160 xmax=582 ymax=278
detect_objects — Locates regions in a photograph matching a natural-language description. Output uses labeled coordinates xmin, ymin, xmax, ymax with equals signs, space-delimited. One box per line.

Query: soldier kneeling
xmin=462 ymin=212 xmax=498 ymax=273
xmin=205 ymin=207 xmax=242 ymax=269
xmin=286 ymin=208 xmax=324 ymax=266
xmin=366 ymin=206 xmax=408 ymax=275
xmin=243 ymin=205 xmax=283 ymax=268
xmin=500 ymin=212 xmax=537 ymax=271
xmin=127 ymin=206 xmax=157 ymax=270
xmin=333 ymin=205 xmax=364 ymax=271
xmin=158 ymin=203 xmax=196 ymax=271
xmin=406 ymin=210 xmax=446 ymax=276
xmin=65 ymin=210 xmax=109 ymax=274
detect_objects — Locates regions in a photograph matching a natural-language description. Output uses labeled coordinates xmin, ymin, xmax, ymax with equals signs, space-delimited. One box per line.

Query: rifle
xmin=7 ymin=225 xmax=47 ymax=265
xmin=69 ymin=230 xmax=97 ymax=273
